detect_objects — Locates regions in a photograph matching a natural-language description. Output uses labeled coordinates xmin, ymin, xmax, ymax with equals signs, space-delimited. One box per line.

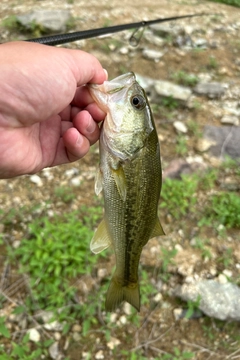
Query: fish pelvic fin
xmin=105 ymin=276 xmax=140 ymax=312
xmin=90 ymin=219 xmax=112 ymax=254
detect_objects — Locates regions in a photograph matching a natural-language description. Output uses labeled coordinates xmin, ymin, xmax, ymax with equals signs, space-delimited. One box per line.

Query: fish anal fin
xmin=105 ymin=276 xmax=140 ymax=312
xmin=90 ymin=219 xmax=112 ymax=254
xmin=111 ymin=165 xmax=127 ymax=201
xmin=150 ymin=218 xmax=165 ymax=239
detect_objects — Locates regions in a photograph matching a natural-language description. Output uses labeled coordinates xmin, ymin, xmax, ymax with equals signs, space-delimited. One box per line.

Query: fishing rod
xmin=25 ymin=13 xmax=212 ymax=46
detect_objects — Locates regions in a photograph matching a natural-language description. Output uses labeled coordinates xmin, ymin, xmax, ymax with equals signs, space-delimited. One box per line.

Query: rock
xmin=193 ymin=38 xmax=208 ymax=49
xmin=195 ymin=138 xmax=217 ymax=152
xmin=163 ymin=157 xmax=207 ymax=180
xmin=27 ymin=328 xmax=41 ymax=343
xmin=107 ymin=337 xmax=121 ymax=349
xmin=44 ymin=320 xmax=64 ymax=331
xmin=153 ymin=293 xmax=163 ymax=303
xmin=64 ymin=168 xmax=79 ymax=178
xmin=135 ymin=74 xmax=192 ymax=104
xmin=144 ymin=30 xmax=165 ymax=46
xmin=173 ymin=308 xmax=185 ymax=320
xmin=163 ymin=159 xmax=189 ymax=179
xmin=142 ymin=48 xmax=165 ymax=61
xmin=135 ymin=73 xmax=155 ymax=90
xmin=29 ymin=174 xmax=43 ymax=187
xmin=95 ymin=350 xmax=104 ymax=359
xmin=48 ymin=341 xmax=60 ymax=360
xmin=173 ymin=121 xmax=188 ymax=133
xmin=72 ymin=324 xmax=81 ymax=332
xmin=150 ymin=23 xmax=183 ymax=37
xmin=203 ymin=125 xmax=240 ymax=160
xmin=193 ymin=82 xmax=226 ymax=98
xmin=17 ymin=10 xmax=71 ymax=33
xmin=221 ymin=115 xmax=239 ymax=126
xmin=70 ymin=176 xmax=81 ymax=187
xmin=154 ymin=80 xmax=192 ymax=103
xmin=174 ymin=280 xmax=240 ymax=321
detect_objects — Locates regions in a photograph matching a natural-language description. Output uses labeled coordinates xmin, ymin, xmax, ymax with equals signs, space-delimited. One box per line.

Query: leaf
xmin=0 ymin=322 xmax=10 ymax=339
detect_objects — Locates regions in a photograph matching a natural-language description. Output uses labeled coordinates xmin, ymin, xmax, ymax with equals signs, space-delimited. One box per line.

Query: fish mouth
xmin=89 ymin=72 xmax=136 ymax=94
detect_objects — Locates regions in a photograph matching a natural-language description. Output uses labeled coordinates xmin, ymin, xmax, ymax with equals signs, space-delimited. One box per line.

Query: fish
xmin=88 ymin=72 xmax=164 ymax=312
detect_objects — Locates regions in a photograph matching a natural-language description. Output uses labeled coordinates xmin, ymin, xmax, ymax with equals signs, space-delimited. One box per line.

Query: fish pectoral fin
xmin=90 ymin=219 xmax=112 ymax=254
xmin=150 ymin=218 xmax=165 ymax=239
xmin=95 ymin=169 xmax=103 ymax=196
xmin=111 ymin=165 xmax=127 ymax=201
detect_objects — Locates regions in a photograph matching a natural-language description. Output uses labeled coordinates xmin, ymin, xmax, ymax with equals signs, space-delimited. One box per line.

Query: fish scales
xmin=88 ymin=72 xmax=164 ymax=311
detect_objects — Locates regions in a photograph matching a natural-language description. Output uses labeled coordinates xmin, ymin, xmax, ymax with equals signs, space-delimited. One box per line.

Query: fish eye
xmin=130 ymin=95 xmax=146 ymax=110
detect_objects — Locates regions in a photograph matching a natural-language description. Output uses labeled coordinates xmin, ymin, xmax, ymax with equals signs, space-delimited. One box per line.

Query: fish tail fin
xmin=105 ymin=276 xmax=140 ymax=312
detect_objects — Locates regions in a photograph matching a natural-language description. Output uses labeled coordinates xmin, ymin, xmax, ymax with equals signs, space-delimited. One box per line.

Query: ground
xmin=0 ymin=0 xmax=240 ymax=359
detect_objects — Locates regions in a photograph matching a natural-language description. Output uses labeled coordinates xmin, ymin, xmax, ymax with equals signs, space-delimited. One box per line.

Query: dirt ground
xmin=0 ymin=0 xmax=240 ymax=359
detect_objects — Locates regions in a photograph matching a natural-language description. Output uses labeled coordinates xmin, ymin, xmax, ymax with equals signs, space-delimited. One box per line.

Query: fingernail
xmin=76 ymin=133 xmax=83 ymax=146
xmin=103 ymin=68 xmax=108 ymax=80
xmin=86 ymin=117 xmax=95 ymax=133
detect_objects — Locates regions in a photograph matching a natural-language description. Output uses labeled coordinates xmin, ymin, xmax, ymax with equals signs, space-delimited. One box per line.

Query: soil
xmin=0 ymin=0 xmax=240 ymax=359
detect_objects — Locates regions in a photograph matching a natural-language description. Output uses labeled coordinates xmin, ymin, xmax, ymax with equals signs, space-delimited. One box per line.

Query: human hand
xmin=0 ymin=41 xmax=107 ymax=178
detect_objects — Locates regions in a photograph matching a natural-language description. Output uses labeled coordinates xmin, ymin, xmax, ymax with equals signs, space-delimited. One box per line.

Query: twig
xmin=226 ymin=347 xmax=240 ymax=359
xmin=131 ymin=325 xmax=173 ymax=352
xmin=180 ymin=340 xmax=220 ymax=357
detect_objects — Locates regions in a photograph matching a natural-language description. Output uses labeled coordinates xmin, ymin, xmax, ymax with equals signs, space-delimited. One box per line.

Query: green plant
xmin=203 ymin=192 xmax=240 ymax=228
xmin=161 ymin=96 xmax=179 ymax=110
xmin=160 ymin=347 xmax=194 ymax=359
xmin=160 ymin=175 xmax=198 ymax=220
xmin=192 ymin=238 xmax=212 ymax=261
xmin=1 ymin=15 xmax=18 ymax=31
xmin=9 ymin=210 xmax=103 ymax=310
xmin=198 ymin=169 xmax=217 ymax=190
xmin=54 ymin=186 xmax=75 ymax=203
xmin=161 ymin=247 xmax=178 ymax=273
xmin=187 ymin=119 xmax=202 ymax=138
xmin=171 ymin=71 xmax=199 ymax=87
xmin=0 ymin=332 xmax=54 ymax=359
xmin=207 ymin=56 xmax=218 ymax=70
xmin=140 ymin=269 xmax=157 ymax=305
xmin=217 ymin=247 xmax=233 ymax=267
xmin=175 ymin=135 xmax=188 ymax=156
xmin=0 ymin=316 xmax=10 ymax=339
xmin=208 ymin=0 xmax=240 ymax=7
xmin=185 ymin=295 xmax=202 ymax=319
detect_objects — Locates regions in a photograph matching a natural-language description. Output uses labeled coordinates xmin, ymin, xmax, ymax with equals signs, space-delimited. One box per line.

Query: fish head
xmin=88 ymin=72 xmax=155 ymax=160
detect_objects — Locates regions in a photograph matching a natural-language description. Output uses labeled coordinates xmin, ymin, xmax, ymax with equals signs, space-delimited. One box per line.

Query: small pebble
xmin=29 ymin=174 xmax=43 ymax=187
xmin=27 ymin=328 xmax=41 ymax=343
xmin=173 ymin=121 xmax=188 ymax=133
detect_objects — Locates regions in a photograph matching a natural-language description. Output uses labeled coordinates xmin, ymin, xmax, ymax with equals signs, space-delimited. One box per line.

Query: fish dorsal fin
xmin=95 ymin=169 xmax=103 ymax=196
xmin=90 ymin=219 xmax=112 ymax=254
xmin=111 ymin=165 xmax=127 ymax=201
xmin=150 ymin=218 xmax=165 ymax=239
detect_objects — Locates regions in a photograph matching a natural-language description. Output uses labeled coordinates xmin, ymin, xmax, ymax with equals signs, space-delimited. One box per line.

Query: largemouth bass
xmin=88 ymin=72 xmax=164 ymax=312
